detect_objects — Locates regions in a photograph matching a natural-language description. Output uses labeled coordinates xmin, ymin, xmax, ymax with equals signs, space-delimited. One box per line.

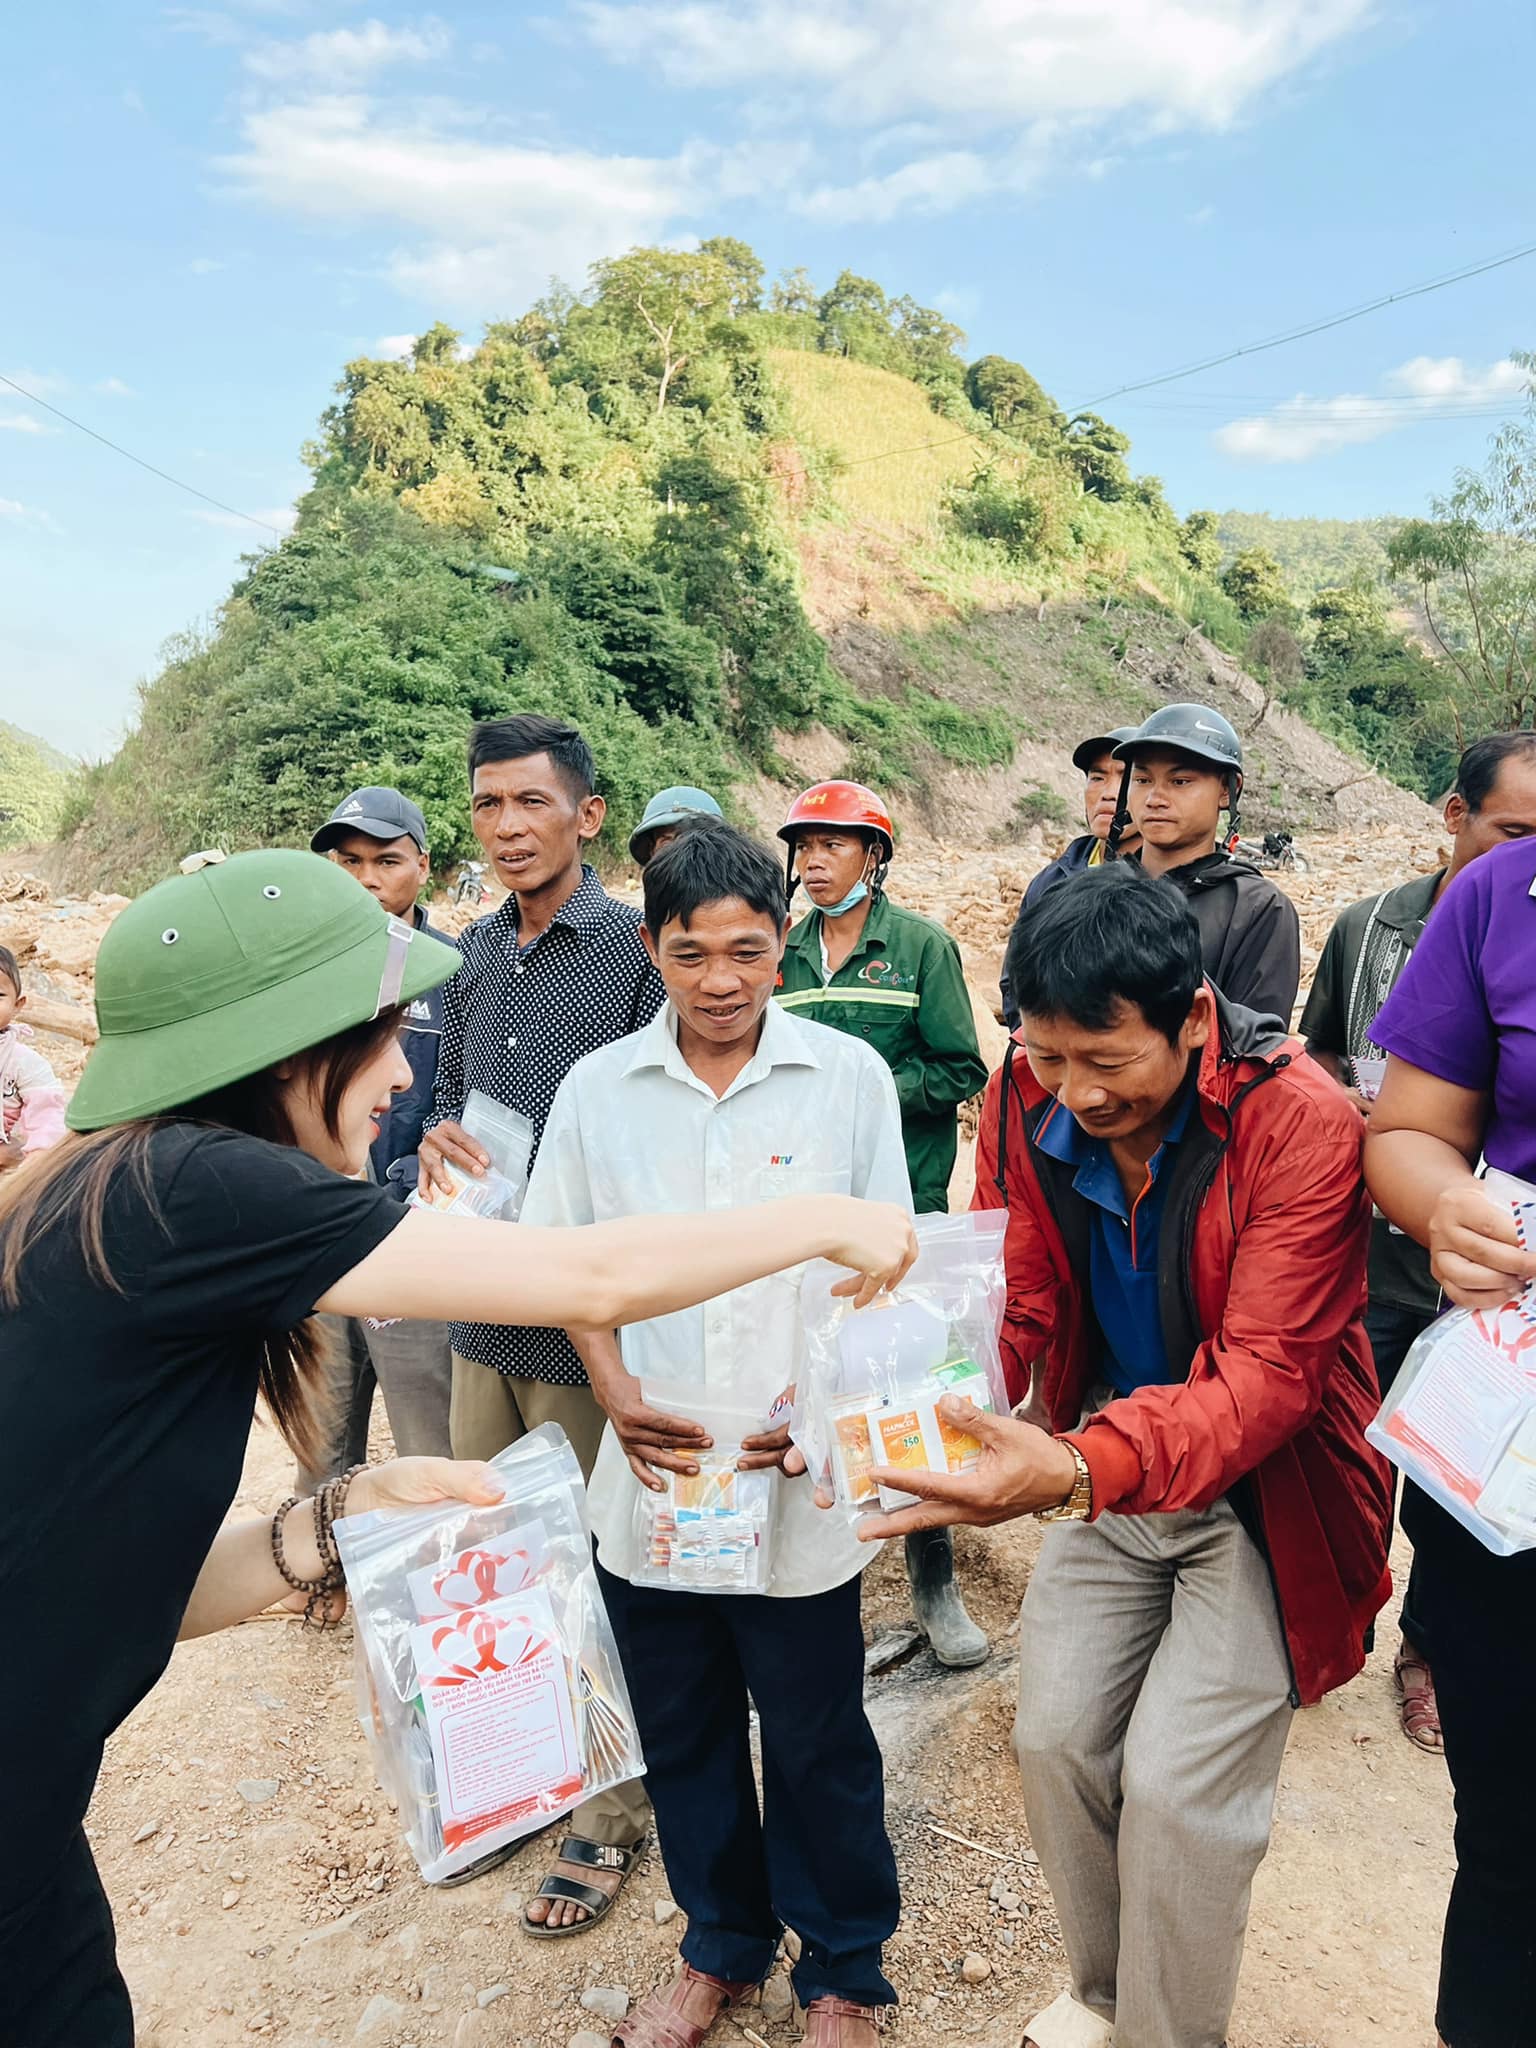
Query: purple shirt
xmin=1372 ymin=837 xmax=1536 ymax=1181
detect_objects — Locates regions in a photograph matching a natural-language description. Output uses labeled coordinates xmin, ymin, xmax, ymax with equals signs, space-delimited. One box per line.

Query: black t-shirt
xmin=0 ymin=1124 xmax=403 ymax=1930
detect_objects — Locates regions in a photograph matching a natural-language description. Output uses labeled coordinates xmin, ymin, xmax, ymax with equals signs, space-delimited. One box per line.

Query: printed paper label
xmin=411 ymin=1587 xmax=582 ymax=1851
xmin=1381 ymin=1309 xmax=1536 ymax=1506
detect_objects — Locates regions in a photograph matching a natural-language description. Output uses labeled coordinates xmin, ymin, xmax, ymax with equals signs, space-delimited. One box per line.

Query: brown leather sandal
xmin=1393 ymin=1648 xmax=1444 ymax=1754
xmin=800 ymin=1996 xmax=886 ymax=2045
xmin=613 ymin=1965 xmax=757 ymax=2047
xmin=520 ymin=1834 xmax=644 ymax=1939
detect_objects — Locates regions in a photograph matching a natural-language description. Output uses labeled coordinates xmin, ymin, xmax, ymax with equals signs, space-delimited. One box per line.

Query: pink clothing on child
xmin=0 ymin=1022 xmax=67 ymax=1154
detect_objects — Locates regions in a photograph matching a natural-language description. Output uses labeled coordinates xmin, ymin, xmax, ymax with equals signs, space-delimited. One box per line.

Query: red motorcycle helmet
xmin=777 ymin=780 xmax=896 ymax=862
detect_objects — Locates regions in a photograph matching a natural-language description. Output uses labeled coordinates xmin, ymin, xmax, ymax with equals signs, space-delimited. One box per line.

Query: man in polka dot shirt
xmin=418 ymin=711 xmax=663 ymax=1920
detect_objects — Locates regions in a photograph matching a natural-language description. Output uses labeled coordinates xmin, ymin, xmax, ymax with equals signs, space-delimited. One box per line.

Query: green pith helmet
xmin=628 ymin=786 xmax=724 ymax=862
xmin=67 ymin=849 xmax=460 ymax=1132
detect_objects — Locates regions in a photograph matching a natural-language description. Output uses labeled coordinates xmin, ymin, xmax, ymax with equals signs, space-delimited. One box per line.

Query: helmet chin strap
xmin=1106 ymin=761 xmax=1135 ymax=859
xmin=374 ymin=915 xmax=414 ymax=1016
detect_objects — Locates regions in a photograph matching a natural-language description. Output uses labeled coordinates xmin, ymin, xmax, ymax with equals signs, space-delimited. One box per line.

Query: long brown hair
xmin=0 ymin=1008 xmax=406 ymax=1468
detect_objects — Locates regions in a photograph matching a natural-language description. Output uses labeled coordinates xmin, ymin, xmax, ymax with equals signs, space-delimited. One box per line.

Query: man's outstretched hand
xmin=855 ymin=1397 xmax=1080 ymax=1539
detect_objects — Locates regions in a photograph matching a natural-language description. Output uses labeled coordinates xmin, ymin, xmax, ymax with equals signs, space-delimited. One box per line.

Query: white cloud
xmin=1 ymin=367 xmax=69 ymax=398
xmin=0 ymin=498 xmax=61 ymax=533
xmin=375 ymin=333 xmax=418 ymax=360
xmin=1385 ymin=355 xmax=1528 ymax=403
xmin=0 ymin=413 xmax=51 ymax=434
xmin=580 ymin=0 xmax=1372 ymax=129
xmin=215 ymin=96 xmax=753 ymax=311
xmin=244 ymin=18 xmax=451 ymax=81
xmin=1215 ymin=356 xmax=1532 ymax=463
xmin=796 ymin=150 xmax=995 ymax=224
xmin=94 ymin=377 xmax=136 ymax=398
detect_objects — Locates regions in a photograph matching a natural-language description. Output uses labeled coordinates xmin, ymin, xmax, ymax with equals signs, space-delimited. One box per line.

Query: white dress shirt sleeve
xmin=520 ymin=1074 xmax=596 ymax=1230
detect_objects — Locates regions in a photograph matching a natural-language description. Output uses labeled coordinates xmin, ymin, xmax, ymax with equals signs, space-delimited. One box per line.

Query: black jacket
xmin=1157 ymin=850 xmax=1300 ymax=1026
xmin=1000 ymin=845 xmax=1300 ymax=1030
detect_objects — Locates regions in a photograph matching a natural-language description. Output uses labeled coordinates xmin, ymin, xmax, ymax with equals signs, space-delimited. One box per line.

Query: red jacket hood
xmin=975 ymin=987 xmax=1393 ymax=1706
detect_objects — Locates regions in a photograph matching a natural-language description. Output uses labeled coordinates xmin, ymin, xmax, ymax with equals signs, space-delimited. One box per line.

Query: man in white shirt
xmin=523 ymin=824 xmax=911 ymax=2048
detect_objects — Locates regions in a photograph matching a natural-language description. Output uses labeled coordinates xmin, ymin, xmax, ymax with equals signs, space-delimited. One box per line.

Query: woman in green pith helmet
xmin=0 ymin=848 xmax=916 ymax=2048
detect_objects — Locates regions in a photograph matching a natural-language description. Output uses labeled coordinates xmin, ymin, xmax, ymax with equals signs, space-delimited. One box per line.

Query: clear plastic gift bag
xmin=409 ymin=1089 xmax=533 ymax=1222
xmin=335 ymin=1425 xmax=643 ymax=1884
xmin=629 ymin=1381 xmax=778 ymax=1594
xmin=792 ymin=1211 xmax=1009 ymax=1522
xmin=1367 ymin=1169 xmax=1536 ymax=1557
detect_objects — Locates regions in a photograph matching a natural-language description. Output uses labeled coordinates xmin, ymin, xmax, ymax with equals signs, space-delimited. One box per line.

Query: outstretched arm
xmin=316 ymin=1195 xmax=918 ymax=1329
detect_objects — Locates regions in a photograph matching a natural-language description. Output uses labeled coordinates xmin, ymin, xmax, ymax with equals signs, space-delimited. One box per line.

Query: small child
xmin=0 ymin=947 xmax=67 ymax=1168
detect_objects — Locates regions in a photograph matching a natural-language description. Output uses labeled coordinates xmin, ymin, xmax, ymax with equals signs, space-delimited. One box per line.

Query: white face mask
xmin=820 ymin=878 xmax=870 ymax=918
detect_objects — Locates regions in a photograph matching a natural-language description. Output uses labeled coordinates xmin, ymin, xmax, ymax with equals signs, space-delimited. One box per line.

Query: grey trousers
xmin=449 ymin=1353 xmax=651 ymax=1850
xmin=298 ymin=1312 xmax=455 ymax=1490
xmin=1014 ymin=1502 xmax=1294 ymax=2048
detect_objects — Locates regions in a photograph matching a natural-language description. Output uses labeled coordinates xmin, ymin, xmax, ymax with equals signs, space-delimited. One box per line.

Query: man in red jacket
xmin=860 ymin=864 xmax=1391 ymax=2048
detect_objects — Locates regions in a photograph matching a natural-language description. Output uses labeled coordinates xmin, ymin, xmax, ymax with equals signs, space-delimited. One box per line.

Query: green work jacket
xmin=776 ymin=893 xmax=988 ymax=1213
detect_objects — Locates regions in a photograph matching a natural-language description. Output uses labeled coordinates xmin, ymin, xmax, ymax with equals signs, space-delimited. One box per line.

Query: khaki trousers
xmin=449 ymin=1354 xmax=650 ymax=1849
xmin=1014 ymin=1501 xmax=1294 ymax=2048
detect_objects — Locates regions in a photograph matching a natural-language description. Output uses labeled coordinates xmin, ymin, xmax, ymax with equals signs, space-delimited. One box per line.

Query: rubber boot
xmin=905 ymin=1527 xmax=988 ymax=1669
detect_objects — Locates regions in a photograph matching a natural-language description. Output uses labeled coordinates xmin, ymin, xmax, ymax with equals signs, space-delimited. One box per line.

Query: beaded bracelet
xmin=270 ymin=1464 xmax=367 ymax=1628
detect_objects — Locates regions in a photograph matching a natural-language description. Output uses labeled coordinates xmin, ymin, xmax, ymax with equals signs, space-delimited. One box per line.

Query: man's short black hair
xmin=1006 ymin=863 xmax=1204 ymax=1044
xmin=0 ymin=945 xmax=19 ymax=997
xmin=467 ymin=714 xmax=595 ymax=801
xmin=1455 ymin=731 xmax=1536 ymax=813
xmin=644 ymin=823 xmax=788 ymax=937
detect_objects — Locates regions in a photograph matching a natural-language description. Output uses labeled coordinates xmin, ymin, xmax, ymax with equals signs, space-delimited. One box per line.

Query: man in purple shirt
xmin=1366 ymin=833 xmax=1536 ymax=2048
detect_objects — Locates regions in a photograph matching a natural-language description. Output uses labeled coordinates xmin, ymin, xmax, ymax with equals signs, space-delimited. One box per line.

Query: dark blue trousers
xmin=595 ymin=1557 xmax=899 ymax=2009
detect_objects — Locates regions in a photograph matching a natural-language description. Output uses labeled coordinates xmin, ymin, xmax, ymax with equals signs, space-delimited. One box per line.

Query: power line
xmin=1068 ymin=240 xmax=1536 ymax=412
xmin=0 ymin=372 xmax=286 ymax=538
xmin=839 ymin=239 xmax=1535 ymax=473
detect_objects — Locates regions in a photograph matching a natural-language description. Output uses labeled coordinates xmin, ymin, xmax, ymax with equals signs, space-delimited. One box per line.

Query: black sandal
xmin=520 ymin=1834 xmax=645 ymax=1940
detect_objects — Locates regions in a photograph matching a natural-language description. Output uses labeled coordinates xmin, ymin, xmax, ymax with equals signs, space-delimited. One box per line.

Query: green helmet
xmin=67 ymin=849 xmax=459 ymax=1132
xmin=628 ymin=786 xmax=723 ymax=862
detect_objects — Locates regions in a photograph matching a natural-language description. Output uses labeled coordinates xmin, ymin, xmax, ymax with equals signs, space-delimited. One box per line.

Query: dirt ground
xmin=96 ymin=1426 xmax=1450 ymax=2048
xmin=7 ymin=818 xmax=1456 ymax=2048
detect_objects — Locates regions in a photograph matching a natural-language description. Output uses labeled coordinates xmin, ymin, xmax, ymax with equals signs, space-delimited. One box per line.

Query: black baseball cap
xmin=311 ymin=785 xmax=429 ymax=854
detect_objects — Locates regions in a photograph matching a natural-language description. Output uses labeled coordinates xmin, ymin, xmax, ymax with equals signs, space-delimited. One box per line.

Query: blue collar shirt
xmin=1035 ymin=1080 xmax=1198 ymax=1395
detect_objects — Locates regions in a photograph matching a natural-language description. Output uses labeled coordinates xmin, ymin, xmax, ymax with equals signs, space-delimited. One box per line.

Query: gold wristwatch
xmin=1035 ymin=1442 xmax=1093 ymax=1523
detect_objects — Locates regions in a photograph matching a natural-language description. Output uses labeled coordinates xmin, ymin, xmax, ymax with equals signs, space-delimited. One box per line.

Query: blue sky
xmin=3 ymin=0 xmax=1532 ymax=757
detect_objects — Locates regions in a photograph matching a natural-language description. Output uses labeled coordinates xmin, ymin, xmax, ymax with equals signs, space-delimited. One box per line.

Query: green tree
xmin=817 ymin=272 xmax=891 ymax=363
xmin=1308 ymin=582 xmax=1388 ymax=666
xmin=698 ymin=236 xmax=765 ymax=316
xmin=769 ymin=266 xmax=818 ymax=316
xmin=588 ymin=247 xmax=736 ymax=412
xmin=1062 ymin=413 xmax=1132 ymax=502
xmin=1387 ymin=365 xmax=1536 ymax=730
xmin=1177 ymin=508 xmax=1222 ymax=577
xmin=964 ymin=355 xmax=1059 ymax=440
xmin=1221 ymin=546 xmax=1289 ymax=619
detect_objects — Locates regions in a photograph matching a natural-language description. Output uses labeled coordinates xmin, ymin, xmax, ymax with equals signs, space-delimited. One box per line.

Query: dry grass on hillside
xmin=769 ymin=350 xmax=988 ymax=529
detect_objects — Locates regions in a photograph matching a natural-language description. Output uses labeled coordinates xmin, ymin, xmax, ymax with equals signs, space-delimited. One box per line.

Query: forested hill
xmin=1216 ymin=512 xmax=1403 ymax=601
xmin=0 ymin=720 xmax=72 ymax=852
xmin=61 ymin=242 xmax=1466 ymax=892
